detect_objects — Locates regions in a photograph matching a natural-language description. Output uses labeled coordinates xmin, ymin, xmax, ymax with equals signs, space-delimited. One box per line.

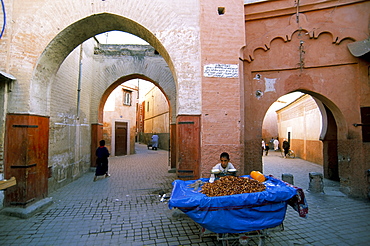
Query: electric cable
xmin=0 ymin=0 xmax=6 ymax=39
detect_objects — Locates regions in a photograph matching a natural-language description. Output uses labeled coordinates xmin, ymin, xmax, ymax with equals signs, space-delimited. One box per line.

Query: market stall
xmin=169 ymin=174 xmax=307 ymax=245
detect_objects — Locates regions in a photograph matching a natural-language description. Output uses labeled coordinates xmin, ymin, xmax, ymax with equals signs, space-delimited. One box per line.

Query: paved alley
xmin=0 ymin=144 xmax=369 ymax=245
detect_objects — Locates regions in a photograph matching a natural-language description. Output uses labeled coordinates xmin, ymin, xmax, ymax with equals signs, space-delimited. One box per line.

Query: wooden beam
xmin=0 ymin=177 xmax=16 ymax=190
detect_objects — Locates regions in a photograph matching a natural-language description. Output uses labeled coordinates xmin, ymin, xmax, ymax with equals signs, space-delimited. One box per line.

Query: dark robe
xmin=95 ymin=146 xmax=110 ymax=176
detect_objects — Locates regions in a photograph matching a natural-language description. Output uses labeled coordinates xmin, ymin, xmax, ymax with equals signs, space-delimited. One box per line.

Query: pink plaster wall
xmin=199 ymin=0 xmax=246 ymax=178
xmin=242 ymin=0 xmax=370 ymax=197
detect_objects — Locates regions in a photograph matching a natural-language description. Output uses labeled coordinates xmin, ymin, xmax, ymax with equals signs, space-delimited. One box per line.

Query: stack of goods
xmin=201 ymin=176 xmax=266 ymax=197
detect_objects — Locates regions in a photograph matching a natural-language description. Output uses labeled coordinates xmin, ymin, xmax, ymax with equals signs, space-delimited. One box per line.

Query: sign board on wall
xmin=203 ymin=64 xmax=239 ymax=78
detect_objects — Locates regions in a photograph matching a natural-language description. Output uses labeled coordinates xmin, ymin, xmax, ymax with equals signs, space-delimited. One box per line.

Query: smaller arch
xmin=98 ymin=75 xmax=171 ymax=157
xmin=98 ymin=74 xmax=171 ymax=123
xmin=263 ymin=90 xmax=341 ymax=180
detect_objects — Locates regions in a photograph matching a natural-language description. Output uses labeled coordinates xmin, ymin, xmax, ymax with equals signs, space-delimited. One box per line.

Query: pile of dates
xmin=201 ymin=176 xmax=266 ymax=197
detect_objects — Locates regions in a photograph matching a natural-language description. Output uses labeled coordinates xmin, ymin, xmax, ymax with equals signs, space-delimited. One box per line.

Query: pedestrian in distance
xmin=265 ymin=143 xmax=270 ymax=156
xmin=94 ymin=140 xmax=110 ymax=181
xmin=282 ymin=139 xmax=290 ymax=158
xmin=273 ymin=138 xmax=279 ymax=151
xmin=261 ymin=139 xmax=265 ymax=156
xmin=151 ymin=133 xmax=159 ymax=150
xmin=269 ymin=137 xmax=274 ymax=147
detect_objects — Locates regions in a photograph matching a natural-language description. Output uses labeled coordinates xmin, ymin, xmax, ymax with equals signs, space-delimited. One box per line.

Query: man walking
xmin=273 ymin=138 xmax=279 ymax=151
xmin=282 ymin=139 xmax=290 ymax=158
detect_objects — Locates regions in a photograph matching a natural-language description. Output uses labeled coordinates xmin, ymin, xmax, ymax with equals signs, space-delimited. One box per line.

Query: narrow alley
xmin=0 ymin=144 xmax=369 ymax=246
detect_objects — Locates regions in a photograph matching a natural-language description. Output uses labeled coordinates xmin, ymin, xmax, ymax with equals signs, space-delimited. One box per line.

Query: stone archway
xmin=241 ymin=34 xmax=355 ymax=190
xmin=41 ymin=17 xmax=178 ymax=181
xmin=5 ymin=13 xmax=179 ymax=207
xmin=242 ymin=70 xmax=351 ymax=188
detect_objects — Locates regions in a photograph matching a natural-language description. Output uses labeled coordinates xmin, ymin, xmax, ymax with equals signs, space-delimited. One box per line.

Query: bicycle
xmin=281 ymin=149 xmax=295 ymax=158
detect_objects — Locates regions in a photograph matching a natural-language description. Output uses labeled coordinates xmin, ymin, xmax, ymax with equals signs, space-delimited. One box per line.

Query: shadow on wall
xmin=138 ymin=133 xmax=170 ymax=150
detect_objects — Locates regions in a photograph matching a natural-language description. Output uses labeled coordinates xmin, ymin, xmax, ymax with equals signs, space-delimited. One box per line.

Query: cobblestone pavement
xmin=0 ymin=144 xmax=369 ymax=246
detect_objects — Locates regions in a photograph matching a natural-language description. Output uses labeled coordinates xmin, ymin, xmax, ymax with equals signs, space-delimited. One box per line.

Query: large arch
xmin=5 ymin=13 xmax=180 ymax=203
xmin=32 ymin=13 xmax=177 ymax=117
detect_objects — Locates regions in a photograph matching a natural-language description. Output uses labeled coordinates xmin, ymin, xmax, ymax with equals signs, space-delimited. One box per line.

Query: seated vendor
xmin=212 ymin=152 xmax=236 ymax=175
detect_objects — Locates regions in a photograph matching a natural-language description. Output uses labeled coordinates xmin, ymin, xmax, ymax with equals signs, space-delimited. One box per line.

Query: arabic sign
xmin=203 ymin=64 xmax=239 ymax=78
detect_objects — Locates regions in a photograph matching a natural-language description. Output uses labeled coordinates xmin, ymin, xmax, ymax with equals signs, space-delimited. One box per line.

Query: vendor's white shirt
xmin=212 ymin=163 xmax=235 ymax=173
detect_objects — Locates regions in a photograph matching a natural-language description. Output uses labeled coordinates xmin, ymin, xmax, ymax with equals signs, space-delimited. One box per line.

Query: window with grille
xmin=123 ymin=89 xmax=132 ymax=106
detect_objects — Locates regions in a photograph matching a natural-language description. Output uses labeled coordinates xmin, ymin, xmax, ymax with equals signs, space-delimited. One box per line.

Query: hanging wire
xmin=0 ymin=0 xmax=6 ymax=39
xmin=294 ymin=0 xmax=300 ymax=24
xmin=299 ymin=40 xmax=305 ymax=71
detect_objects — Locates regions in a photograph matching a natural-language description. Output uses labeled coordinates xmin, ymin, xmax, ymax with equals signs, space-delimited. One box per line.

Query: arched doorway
xmin=262 ymin=91 xmax=340 ymax=181
xmin=240 ymin=5 xmax=368 ymax=197
xmin=95 ymin=76 xmax=171 ymax=163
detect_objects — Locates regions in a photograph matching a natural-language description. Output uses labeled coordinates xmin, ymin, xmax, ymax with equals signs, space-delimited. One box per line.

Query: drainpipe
xmin=77 ymin=44 xmax=83 ymax=120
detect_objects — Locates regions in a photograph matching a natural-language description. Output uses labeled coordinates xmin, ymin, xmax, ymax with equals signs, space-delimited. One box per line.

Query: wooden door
xmin=323 ymin=105 xmax=339 ymax=181
xmin=91 ymin=123 xmax=103 ymax=167
xmin=176 ymin=115 xmax=201 ymax=180
xmin=4 ymin=114 xmax=49 ymax=207
xmin=115 ymin=122 xmax=127 ymax=156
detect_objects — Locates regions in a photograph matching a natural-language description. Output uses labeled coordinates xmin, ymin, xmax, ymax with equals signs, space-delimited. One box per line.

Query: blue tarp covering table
xmin=168 ymin=175 xmax=298 ymax=233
